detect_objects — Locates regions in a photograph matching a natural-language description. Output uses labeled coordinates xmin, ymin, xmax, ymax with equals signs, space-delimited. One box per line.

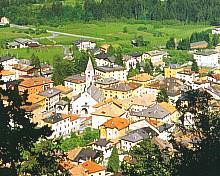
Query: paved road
xmin=10 ymin=24 xmax=105 ymax=41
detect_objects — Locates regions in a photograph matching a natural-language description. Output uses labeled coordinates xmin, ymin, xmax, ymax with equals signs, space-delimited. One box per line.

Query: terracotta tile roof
xmin=102 ymin=117 xmax=130 ymax=130
xmin=70 ymin=114 xmax=80 ymax=121
xmin=159 ymin=102 xmax=176 ymax=114
xmin=59 ymin=160 xmax=76 ymax=170
xmin=12 ymin=64 xmax=35 ymax=72
xmin=104 ymin=82 xmax=141 ymax=92
xmin=81 ymin=160 xmax=105 ymax=174
xmin=55 ymin=85 xmax=73 ymax=94
xmin=210 ymin=74 xmax=220 ymax=81
xmin=92 ymin=103 xmax=125 ymax=117
xmin=21 ymin=104 xmax=42 ymax=112
xmin=70 ymin=165 xmax=87 ymax=176
xmin=145 ymin=81 xmax=160 ymax=89
xmin=129 ymin=73 xmax=153 ymax=82
xmin=27 ymin=94 xmax=45 ymax=104
xmin=19 ymin=77 xmax=53 ymax=88
xmin=0 ymin=70 xmax=15 ymax=76
xmin=67 ymin=148 xmax=82 ymax=161
xmin=199 ymin=68 xmax=209 ymax=75
xmin=93 ymin=98 xmax=114 ymax=108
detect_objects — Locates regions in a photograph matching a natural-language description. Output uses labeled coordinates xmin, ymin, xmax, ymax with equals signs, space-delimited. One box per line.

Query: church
xmin=72 ymin=58 xmax=105 ymax=116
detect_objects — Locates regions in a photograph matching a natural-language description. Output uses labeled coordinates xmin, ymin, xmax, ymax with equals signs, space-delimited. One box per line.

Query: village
xmin=1 ymin=16 xmax=220 ymax=176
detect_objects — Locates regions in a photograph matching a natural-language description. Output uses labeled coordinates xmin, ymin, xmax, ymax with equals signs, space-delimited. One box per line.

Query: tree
xmin=172 ymin=90 xmax=220 ymax=176
xmin=144 ymin=60 xmax=154 ymax=75
xmin=108 ymin=146 xmax=119 ymax=174
xmin=0 ymin=64 xmax=52 ymax=175
xmin=20 ymin=140 xmax=70 ymax=176
xmin=166 ymin=37 xmax=176 ymax=49
xmin=115 ymin=48 xmax=124 ymax=66
xmin=177 ymin=38 xmax=190 ymax=50
xmin=121 ymin=139 xmax=171 ymax=176
xmin=128 ymin=68 xmax=139 ymax=78
xmin=123 ymin=26 xmax=128 ymax=33
xmin=107 ymin=45 xmax=115 ymax=56
xmin=191 ymin=59 xmax=199 ymax=72
xmin=156 ymin=88 xmax=169 ymax=102
xmin=212 ymin=34 xmax=219 ymax=47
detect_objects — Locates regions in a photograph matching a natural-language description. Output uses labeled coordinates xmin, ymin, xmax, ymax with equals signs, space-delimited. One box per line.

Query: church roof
xmin=86 ymin=58 xmax=94 ymax=73
xmin=87 ymin=85 xmax=105 ymax=102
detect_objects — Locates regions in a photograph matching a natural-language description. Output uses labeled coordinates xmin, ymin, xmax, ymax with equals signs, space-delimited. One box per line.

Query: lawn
xmin=0 ymin=46 xmax=64 ymax=65
xmin=40 ymin=20 xmax=212 ymax=53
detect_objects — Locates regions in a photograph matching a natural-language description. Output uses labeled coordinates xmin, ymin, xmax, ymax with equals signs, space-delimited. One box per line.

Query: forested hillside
xmin=1 ymin=0 xmax=220 ymax=25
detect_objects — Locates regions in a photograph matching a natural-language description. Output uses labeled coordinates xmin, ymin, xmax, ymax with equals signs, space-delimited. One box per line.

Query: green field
xmin=40 ymin=20 xmax=212 ymax=53
xmin=0 ymin=46 xmax=64 ymax=65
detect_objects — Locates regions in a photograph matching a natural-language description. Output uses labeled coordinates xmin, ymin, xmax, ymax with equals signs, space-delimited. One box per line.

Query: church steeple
xmin=85 ymin=57 xmax=95 ymax=89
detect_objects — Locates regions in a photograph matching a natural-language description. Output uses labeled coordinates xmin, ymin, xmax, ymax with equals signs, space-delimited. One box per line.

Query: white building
xmin=123 ymin=53 xmax=143 ymax=71
xmin=73 ymin=40 xmax=96 ymax=51
xmin=193 ymin=50 xmax=219 ymax=67
xmin=92 ymin=139 xmax=113 ymax=160
xmin=43 ymin=113 xmax=80 ymax=138
xmin=143 ymin=50 xmax=168 ymax=66
xmin=0 ymin=17 xmax=9 ymax=26
xmin=39 ymin=88 xmax=61 ymax=112
xmin=176 ymin=70 xmax=199 ymax=82
xmin=0 ymin=70 xmax=16 ymax=89
xmin=212 ymin=28 xmax=220 ymax=35
xmin=0 ymin=56 xmax=18 ymax=70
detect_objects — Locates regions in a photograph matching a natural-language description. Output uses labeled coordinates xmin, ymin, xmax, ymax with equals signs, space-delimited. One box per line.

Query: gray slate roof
xmin=0 ymin=56 xmax=14 ymax=63
xmin=56 ymin=100 xmax=69 ymax=106
xmin=39 ymin=88 xmax=61 ymax=98
xmin=87 ymin=85 xmax=105 ymax=102
xmin=121 ymin=127 xmax=158 ymax=143
xmin=131 ymin=104 xmax=170 ymax=119
xmin=73 ymin=148 xmax=100 ymax=162
xmin=96 ymin=66 xmax=125 ymax=72
xmin=43 ymin=113 xmax=63 ymax=124
xmin=94 ymin=139 xmax=111 ymax=147
xmin=95 ymin=77 xmax=119 ymax=85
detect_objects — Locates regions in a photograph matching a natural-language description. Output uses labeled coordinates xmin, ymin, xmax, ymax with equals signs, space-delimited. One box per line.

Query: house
xmin=19 ymin=77 xmax=53 ymax=95
xmin=102 ymin=82 xmax=142 ymax=99
xmin=128 ymin=73 xmax=154 ymax=86
xmin=164 ymin=64 xmax=185 ymax=78
xmin=54 ymin=85 xmax=73 ymax=100
xmin=160 ymin=78 xmax=183 ymax=104
xmin=130 ymin=102 xmax=178 ymax=123
xmin=190 ymin=41 xmax=208 ymax=49
xmin=55 ymin=100 xmax=69 ymax=114
xmin=12 ymin=64 xmax=37 ymax=78
xmin=81 ymin=160 xmax=106 ymax=176
xmin=143 ymin=50 xmax=168 ymax=67
xmin=64 ymin=74 xmax=87 ymax=95
xmin=176 ymin=68 xmax=199 ymax=82
xmin=100 ymin=44 xmax=110 ymax=53
xmin=144 ymin=81 xmax=161 ymax=95
xmin=207 ymin=74 xmax=220 ymax=84
xmin=95 ymin=53 xmax=117 ymax=67
xmin=72 ymin=58 xmax=105 ymax=116
xmin=193 ymin=50 xmax=219 ymax=67
xmin=74 ymin=40 xmax=96 ymax=51
xmin=0 ymin=56 xmax=18 ymax=70
xmin=123 ymin=53 xmax=143 ymax=71
xmin=190 ymin=78 xmax=210 ymax=90
xmin=0 ymin=70 xmax=16 ymax=89
xmin=43 ymin=113 xmax=80 ymax=138
xmin=95 ymin=66 xmax=127 ymax=81
xmin=120 ymin=127 xmax=158 ymax=152
xmin=39 ymin=88 xmax=61 ymax=112
xmin=92 ymin=139 xmax=114 ymax=160
xmin=100 ymin=117 xmax=130 ymax=140
xmin=206 ymin=84 xmax=220 ymax=100
xmin=73 ymin=148 xmax=101 ymax=164
xmin=92 ymin=103 xmax=126 ymax=129
xmin=212 ymin=27 xmax=220 ymax=35
xmin=27 ymin=94 xmax=46 ymax=124
xmin=7 ymin=38 xmax=40 ymax=49
xmin=0 ymin=17 xmax=9 ymax=26
xmin=95 ymin=77 xmax=119 ymax=88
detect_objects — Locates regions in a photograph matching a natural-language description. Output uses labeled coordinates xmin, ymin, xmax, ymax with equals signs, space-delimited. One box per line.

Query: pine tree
xmin=156 ymin=88 xmax=169 ymax=102
xmin=166 ymin=37 xmax=176 ymax=49
xmin=144 ymin=60 xmax=154 ymax=75
xmin=107 ymin=146 xmax=119 ymax=174
xmin=191 ymin=59 xmax=199 ymax=72
xmin=212 ymin=34 xmax=219 ymax=47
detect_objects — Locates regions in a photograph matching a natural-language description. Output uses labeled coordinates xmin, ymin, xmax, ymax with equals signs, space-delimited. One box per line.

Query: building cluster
xmin=1 ymin=37 xmax=220 ymax=175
